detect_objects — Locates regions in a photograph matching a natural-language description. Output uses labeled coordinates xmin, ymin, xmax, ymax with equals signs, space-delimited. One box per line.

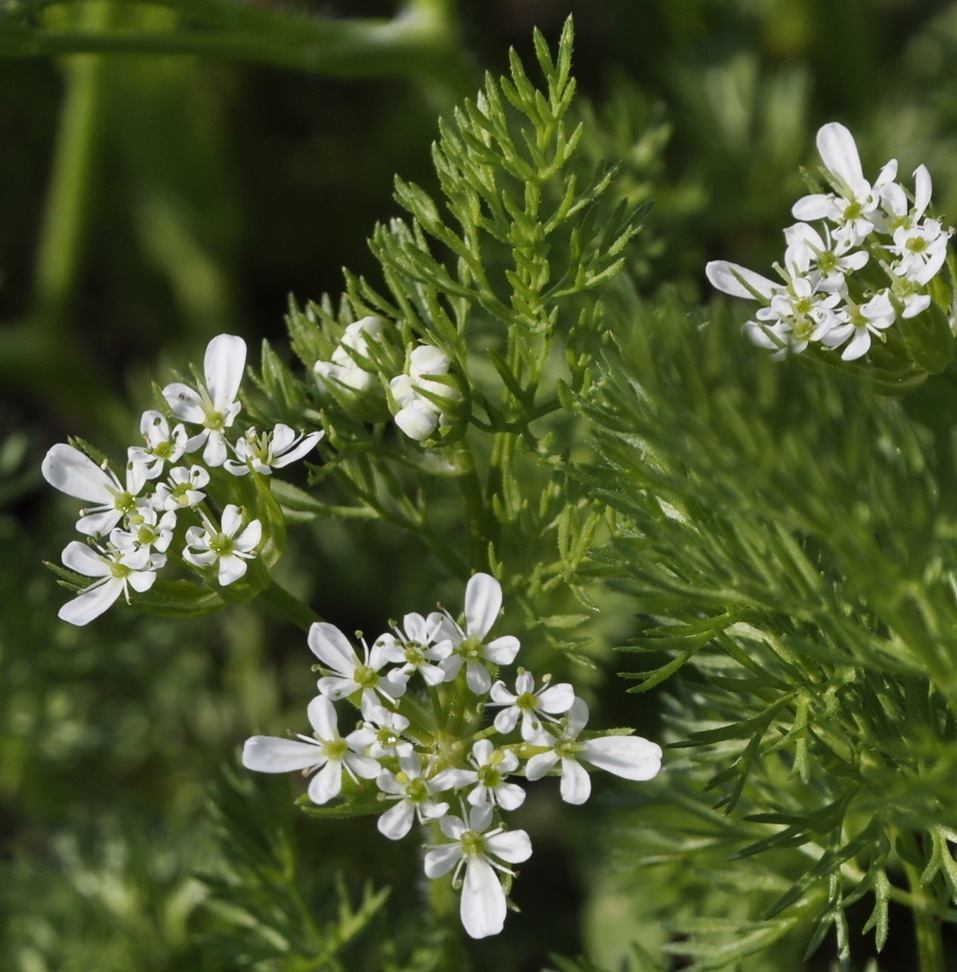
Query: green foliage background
xmin=3 ymin=1 xmax=957 ymax=969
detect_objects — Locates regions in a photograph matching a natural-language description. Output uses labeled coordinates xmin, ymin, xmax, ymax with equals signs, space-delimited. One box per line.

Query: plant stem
xmin=260 ymin=579 xmax=322 ymax=633
xmin=901 ymin=836 xmax=946 ymax=972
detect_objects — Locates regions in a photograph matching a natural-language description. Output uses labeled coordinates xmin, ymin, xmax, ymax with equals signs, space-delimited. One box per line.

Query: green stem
xmin=260 ymin=579 xmax=322 ymax=633
xmin=32 ymin=3 xmax=114 ymax=333
xmin=4 ymin=2 xmax=473 ymax=95
xmin=424 ymin=819 xmax=465 ymax=966
xmin=901 ymin=835 xmax=946 ymax=972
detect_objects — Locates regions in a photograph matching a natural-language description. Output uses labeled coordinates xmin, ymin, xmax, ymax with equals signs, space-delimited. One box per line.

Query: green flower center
xmin=404 ymin=640 xmax=427 ymax=666
xmin=209 ymin=534 xmax=234 ymax=557
xmin=477 ymin=764 xmax=502 ymax=789
xmin=321 ymin=738 xmax=348 ymax=761
xmin=459 ymin=637 xmax=482 ymax=661
xmin=460 ymin=830 xmax=486 ymax=858
xmin=354 ymin=664 xmax=379 ymax=689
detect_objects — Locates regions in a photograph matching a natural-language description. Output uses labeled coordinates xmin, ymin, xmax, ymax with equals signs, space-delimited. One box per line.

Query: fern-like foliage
xmin=580 ymin=283 xmax=957 ymax=967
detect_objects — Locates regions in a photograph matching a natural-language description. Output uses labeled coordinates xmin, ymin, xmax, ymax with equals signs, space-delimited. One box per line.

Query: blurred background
xmin=3 ymin=0 xmax=957 ymax=968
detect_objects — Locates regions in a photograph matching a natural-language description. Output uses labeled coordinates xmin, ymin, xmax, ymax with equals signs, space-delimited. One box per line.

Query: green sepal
xmin=295 ymin=778 xmax=384 ymax=820
xmin=121 ymin=578 xmax=227 ymax=618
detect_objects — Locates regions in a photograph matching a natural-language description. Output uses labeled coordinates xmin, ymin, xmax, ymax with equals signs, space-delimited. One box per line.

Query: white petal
xmin=242 ymin=735 xmax=321 ymax=773
xmin=485 ymin=828 xmax=532 ymax=865
xmin=75 ymin=508 xmax=123 ymax=537
xmin=465 ymin=662 xmax=492 ymax=695
xmin=205 ymin=333 xmax=247 ymax=412
xmin=464 ymin=573 xmax=502 ymax=638
xmin=582 ymin=736 xmax=663 ymax=781
xmin=424 ymin=843 xmax=462 ymax=879
xmin=841 ymin=328 xmax=873 ymax=361
xmin=524 ymin=751 xmax=559 ymax=781
xmin=791 ymin=193 xmax=838 ymax=222
xmin=127 ymin=569 xmax=159 ymax=594
xmin=913 ymin=165 xmax=932 ymax=218
xmin=378 ymin=800 xmax=416 ymax=840
xmin=61 ymin=540 xmax=111 ymax=578
xmin=42 ymin=443 xmax=116 ymax=503
xmin=344 ymin=753 xmax=381 ymax=780
xmin=537 ymin=683 xmax=575 ymax=714
xmin=306 ymin=695 xmax=339 ymax=740
xmin=308 ymin=623 xmax=358 ymax=675
xmin=394 ymin=402 xmax=439 ymax=440
xmin=202 ymin=430 xmax=228 ymax=468
xmin=217 ymin=554 xmax=248 ymax=586
xmin=559 ymin=758 xmax=591 ymax=805
xmin=270 ymin=430 xmax=323 ymax=467
xmin=816 ymin=122 xmax=863 ymax=186
xmin=58 ymin=577 xmax=123 ymax=626
xmin=493 ymin=708 xmax=520 ymax=734
xmin=220 ymin=504 xmax=243 ymax=536
xmin=565 ymin=697 xmax=589 ymax=735
xmin=704 ymin=261 xmax=780 ymax=301
xmin=495 ymin=783 xmax=526 ymax=811
xmin=307 ymin=759 xmax=343 ymax=804
xmin=162 ymin=382 xmax=205 ymax=424
xmin=461 ymin=857 xmax=506 ymax=939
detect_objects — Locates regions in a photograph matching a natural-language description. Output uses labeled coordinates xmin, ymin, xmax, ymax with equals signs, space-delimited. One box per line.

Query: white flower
xmin=433 ymin=739 xmax=526 ymax=811
xmin=424 ymin=803 xmax=532 ymax=939
xmin=309 ymin=621 xmax=408 ymax=707
xmin=242 ymin=695 xmax=380 ymax=805
xmin=127 ymin=410 xmax=188 ymax=480
xmin=375 ymin=752 xmax=451 ymax=840
xmin=183 ymin=504 xmax=262 ymax=585
xmin=150 ymin=464 xmax=210 ymax=511
xmin=525 ymin=699 xmax=663 ymax=805
xmin=162 ymin=333 xmax=246 ymax=467
xmin=113 ymin=506 xmax=177 ymax=554
xmin=349 ymin=702 xmax=414 ymax=760
xmin=791 ymin=122 xmax=897 ymax=245
xmin=42 ymin=443 xmax=149 ymax=537
xmin=223 ymin=424 xmax=324 ymax=477
xmin=488 ymin=670 xmax=576 ymax=741
xmin=705 ymin=260 xmax=784 ymax=302
xmin=783 ymin=222 xmax=868 ymax=292
xmin=374 ymin=611 xmax=452 ymax=687
xmin=820 ymin=290 xmax=897 ymax=361
xmin=57 ymin=537 xmax=165 ymax=626
xmin=390 ymin=344 xmax=460 ymax=442
xmin=890 ymin=219 xmax=951 ymax=286
xmin=437 ymin=573 xmax=520 ymax=694
xmin=314 ymin=315 xmax=386 ymax=396
xmin=878 ymin=164 xmax=933 ymax=233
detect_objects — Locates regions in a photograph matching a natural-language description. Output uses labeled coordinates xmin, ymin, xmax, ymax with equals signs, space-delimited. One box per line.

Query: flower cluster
xmin=313 ymin=315 xmax=461 ymax=442
xmin=242 ymin=573 xmax=663 ymax=939
xmin=706 ymin=122 xmax=953 ymax=362
xmin=42 ymin=334 xmax=322 ymax=626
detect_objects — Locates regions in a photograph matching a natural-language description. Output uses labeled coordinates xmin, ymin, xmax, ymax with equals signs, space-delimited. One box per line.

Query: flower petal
xmin=816 ymin=121 xmax=863 ymax=187
xmin=582 ymin=736 xmax=663 ymax=781
xmin=704 ymin=261 xmax=781 ymax=301
xmin=307 ymin=759 xmax=343 ymax=804
xmin=306 ymin=695 xmax=339 ymax=740
xmin=559 ymin=757 xmax=591 ymax=805
xmin=378 ymin=800 xmax=416 ymax=841
xmin=424 ymin=843 xmax=462 ymax=879
xmin=308 ymin=622 xmax=358 ymax=675
xmin=242 ymin=735 xmax=321 ymax=773
xmin=61 ymin=540 xmax=111 ymax=578
xmin=42 ymin=443 xmax=116 ymax=504
xmin=58 ymin=577 xmax=123 ymax=626
xmin=464 ymin=572 xmax=502 ymax=638
xmin=485 ymin=828 xmax=532 ymax=864
xmin=162 ymin=382 xmax=205 ymax=424
xmin=461 ymin=857 xmax=507 ymax=939
xmin=204 ymin=333 xmax=247 ymax=412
